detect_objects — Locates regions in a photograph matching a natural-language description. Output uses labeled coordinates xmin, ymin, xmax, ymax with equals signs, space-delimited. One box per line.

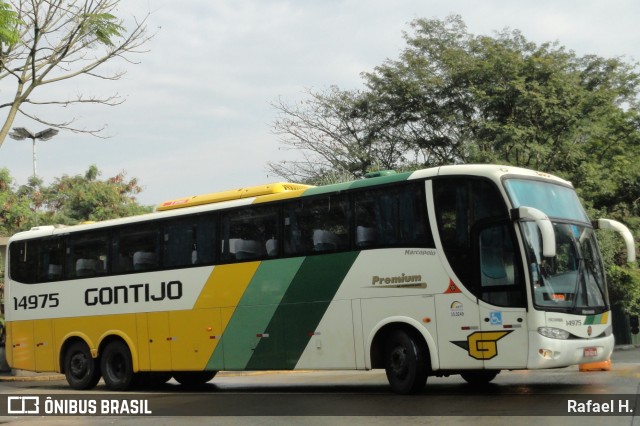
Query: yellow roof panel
xmin=156 ymin=182 xmax=313 ymax=211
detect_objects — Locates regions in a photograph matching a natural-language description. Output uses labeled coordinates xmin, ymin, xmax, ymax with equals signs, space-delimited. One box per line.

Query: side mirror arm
xmin=592 ymin=218 xmax=636 ymax=263
xmin=511 ymin=206 xmax=556 ymax=258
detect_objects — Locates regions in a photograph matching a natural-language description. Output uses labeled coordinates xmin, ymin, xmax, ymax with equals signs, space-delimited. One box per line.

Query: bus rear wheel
xmin=100 ymin=340 xmax=134 ymax=391
xmin=173 ymin=371 xmax=217 ymax=387
xmin=64 ymin=341 xmax=101 ymax=390
xmin=384 ymin=329 xmax=428 ymax=394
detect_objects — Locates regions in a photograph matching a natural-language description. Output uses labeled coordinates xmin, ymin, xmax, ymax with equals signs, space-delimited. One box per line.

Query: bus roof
xmin=8 ymin=164 xmax=572 ymax=241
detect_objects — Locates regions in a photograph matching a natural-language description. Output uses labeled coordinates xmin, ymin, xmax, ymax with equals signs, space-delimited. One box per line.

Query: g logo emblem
xmin=452 ymin=331 xmax=513 ymax=360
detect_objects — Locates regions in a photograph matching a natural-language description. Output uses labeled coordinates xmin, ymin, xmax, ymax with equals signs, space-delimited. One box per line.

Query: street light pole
xmin=9 ymin=127 xmax=59 ymax=226
xmin=9 ymin=127 xmax=59 ymax=179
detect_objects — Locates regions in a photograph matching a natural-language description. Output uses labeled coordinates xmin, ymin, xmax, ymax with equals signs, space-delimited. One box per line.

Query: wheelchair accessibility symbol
xmin=489 ymin=311 xmax=503 ymax=325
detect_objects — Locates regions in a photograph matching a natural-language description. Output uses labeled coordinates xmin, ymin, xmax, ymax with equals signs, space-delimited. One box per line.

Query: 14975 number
xmin=13 ymin=293 xmax=60 ymax=310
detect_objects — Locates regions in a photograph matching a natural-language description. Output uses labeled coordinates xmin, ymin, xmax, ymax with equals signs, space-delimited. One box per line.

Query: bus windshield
xmin=504 ymin=178 xmax=589 ymax=223
xmin=521 ymin=222 xmax=608 ymax=312
xmin=504 ymin=178 xmax=608 ymax=313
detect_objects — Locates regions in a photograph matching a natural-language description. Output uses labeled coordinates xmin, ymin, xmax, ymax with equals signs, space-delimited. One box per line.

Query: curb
xmin=0 ymin=373 xmax=65 ymax=382
xmin=614 ymin=344 xmax=640 ymax=351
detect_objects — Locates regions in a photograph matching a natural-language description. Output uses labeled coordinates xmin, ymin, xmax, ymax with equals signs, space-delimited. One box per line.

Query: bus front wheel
xmin=64 ymin=341 xmax=101 ymax=390
xmin=383 ymin=329 xmax=428 ymax=394
xmin=460 ymin=370 xmax=500 ymax=385
xmin=100 ymin=340 xmax=135 ymax=391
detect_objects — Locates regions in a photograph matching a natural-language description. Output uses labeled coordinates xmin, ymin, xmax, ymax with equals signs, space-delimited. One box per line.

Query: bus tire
xmin=100 ymin=340 xmax=134 ymax=391
xmin=173 ymin=371 xmax=217 ymax=387
xmin=384 ymin=329 xmax=428 ymax=394
xmin=64 ymin=341 xmax=101 ymax=390
xmin=460 ymin=370 xmax=500 ymax=385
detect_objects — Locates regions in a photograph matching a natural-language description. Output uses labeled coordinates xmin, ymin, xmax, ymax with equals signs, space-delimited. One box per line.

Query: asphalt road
xmin=0 ymin=346 xmax=638 ymax=425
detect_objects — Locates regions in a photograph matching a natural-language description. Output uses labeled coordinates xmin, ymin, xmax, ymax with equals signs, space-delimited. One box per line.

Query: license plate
xmin=583 ymin=347 xmax=597 ymax=357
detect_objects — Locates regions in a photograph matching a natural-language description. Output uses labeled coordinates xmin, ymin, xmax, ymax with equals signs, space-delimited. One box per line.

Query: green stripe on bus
xmin=207 ymin=257 xmax=305 ymax=370
xmin=245 ymin=251 xmax=359 ymax=370
xmin=349 ymin=171 xmax=412 ymax=189
xmin=302 ymin=182 xmax=352 ymax=196
xmin=584 ymin=314 xmax=604 ymax=325
xmin=302 ymin=172 xmax=412 ymax=197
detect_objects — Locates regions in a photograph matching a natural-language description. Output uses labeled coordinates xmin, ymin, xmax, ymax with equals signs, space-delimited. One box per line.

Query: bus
xmin=4 ymin=164 xmax=636 ymax=394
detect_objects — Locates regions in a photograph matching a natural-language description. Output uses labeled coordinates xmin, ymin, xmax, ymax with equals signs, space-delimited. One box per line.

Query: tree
xmin=0 ymin=1 xmax=20 ymax=45
xmin=0 ymin=167 xmax=32 ymax=233
xmin=41 ymin=164 xmax=151 ymax=224
xmin=0 ymin=166 xmax=151 ymax=233
xmin=269 ymin=15 xmax=640 ymax=315
xmin=270 ymin=15 xmax=640 ymax=193
xmin=0 ymin=0 xmax=152 ymax=147
xmin=269 ymin=87 xmax=418 ymax=183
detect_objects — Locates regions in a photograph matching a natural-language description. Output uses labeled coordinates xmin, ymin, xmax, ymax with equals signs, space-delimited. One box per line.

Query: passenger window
xmin=112 ymin=224 xmax=160 ymax=273
xmin=220 ymin=206 xmax=279 ymax=262
xmin=66 ymin=232 xmax=109 ymax=279
xmin=39 ymin=238 xmax=64 ymax=282
xmin=283 ymin=194 xmax=349 ymax=256
xmin=9 ymin=240 xmax=39 ymax=284
xmin=352 ymin=183 xmax=433 ymax=249
xmin=164 ymin=214 xmax=216 ymax=267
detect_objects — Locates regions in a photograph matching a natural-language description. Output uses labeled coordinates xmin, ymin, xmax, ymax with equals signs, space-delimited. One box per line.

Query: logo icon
xmin=451 ymin=331 xmax=513 ymax=360
xmin=7 ymin=396 xmax=40 ymax=414
xmin=450 ymin=301 xmax=464 ymax=317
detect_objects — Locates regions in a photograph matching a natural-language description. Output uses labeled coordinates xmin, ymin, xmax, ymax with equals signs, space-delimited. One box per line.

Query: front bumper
xmin=527 ymin=331 xmax=614 ymax=369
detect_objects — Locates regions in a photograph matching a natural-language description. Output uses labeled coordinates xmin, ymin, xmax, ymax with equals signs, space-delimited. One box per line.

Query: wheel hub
xmin=70 ymin=353 xmax=87 ymax=377
xmin=390 ymin=345 xmax=408 ymax=378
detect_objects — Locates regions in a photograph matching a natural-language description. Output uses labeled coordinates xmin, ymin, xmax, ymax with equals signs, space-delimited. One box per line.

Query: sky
xmin=1 ymin=0 xmax=639 ymax=207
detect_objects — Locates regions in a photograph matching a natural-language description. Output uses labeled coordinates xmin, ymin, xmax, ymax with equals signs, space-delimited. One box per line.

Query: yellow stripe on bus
xmin=193 ymin=262 xmax=261 ymax=325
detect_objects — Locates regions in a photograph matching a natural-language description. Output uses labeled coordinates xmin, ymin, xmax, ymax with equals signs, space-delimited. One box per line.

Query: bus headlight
xmin=538 ymin=327 xmax=570 ymax=340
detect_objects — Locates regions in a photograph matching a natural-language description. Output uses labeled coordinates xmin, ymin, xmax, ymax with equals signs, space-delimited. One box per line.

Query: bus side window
xmin=65 ymin=232 xmax=109 ymax=279
xmin=352 ymin=183 xmax=433 ymax=249
xmin=164 ymin=214 xmax=216 ymax=267
xmin=283 ymin=202 xmax=310 ymax=255
xmin=111 ymin=225 xmax=160 ymax=274
xmin=39 ymin=238 xmax=64 ymax=282
xmin=9 ymin=240 xmax=39 ymax=284
xmin=353 ymin=195 xmax=377 ymax=248
xmin=284 ymin=195 xmax=349 ymax=256
xmin=220 ymin=206 xmax=279 ymax=262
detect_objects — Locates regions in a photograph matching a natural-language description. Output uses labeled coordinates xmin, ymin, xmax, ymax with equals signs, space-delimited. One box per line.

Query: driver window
xmin=478 ymin=223 xmax=524 ymax=307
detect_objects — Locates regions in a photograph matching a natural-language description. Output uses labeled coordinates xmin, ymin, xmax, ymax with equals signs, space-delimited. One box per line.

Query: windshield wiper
xmin=569 ymin=257 xmax=583 ymax=311
xmin=584 ymin=257 xmax=606 ymax=304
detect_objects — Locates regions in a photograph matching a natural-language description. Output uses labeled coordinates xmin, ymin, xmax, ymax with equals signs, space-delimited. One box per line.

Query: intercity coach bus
xmin=4 ymin=165 xmax=636 ymax=394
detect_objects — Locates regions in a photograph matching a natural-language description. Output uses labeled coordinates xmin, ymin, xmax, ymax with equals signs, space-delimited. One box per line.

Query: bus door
xmin=474 ymin=221 xmax=528 ymax=369
xmin=435 ymin=291 xmax=483 ymax=370
xmin=432 ymin=177 xmax=528 ymax=369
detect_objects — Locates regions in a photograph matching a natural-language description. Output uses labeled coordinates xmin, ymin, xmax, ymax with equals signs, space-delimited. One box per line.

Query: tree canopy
xmin=0 ymin=165 xmax=151 ymax=234
xmin=0 ymin=0 xmax=152 ymax=147
xmin=269 ymin=15 xmax=640 ymax=315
